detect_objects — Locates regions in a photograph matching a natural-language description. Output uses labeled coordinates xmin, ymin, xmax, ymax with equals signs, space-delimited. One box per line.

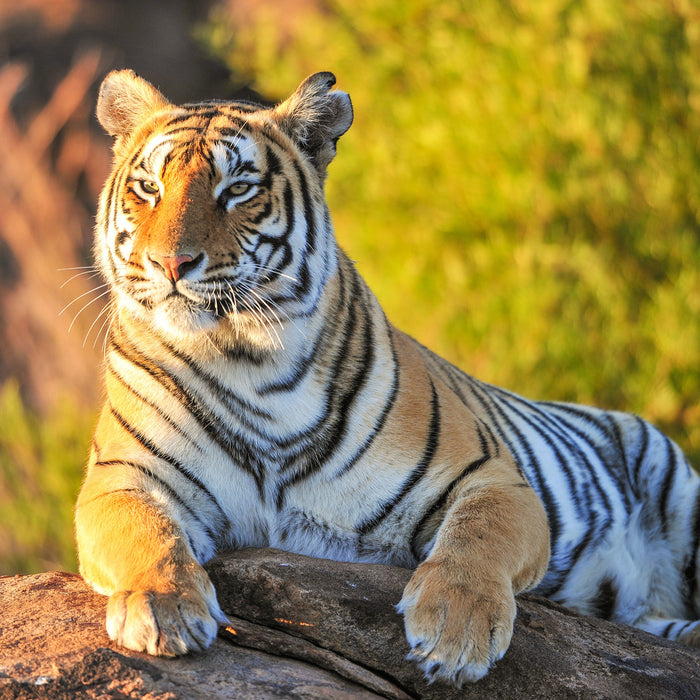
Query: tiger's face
xmin=95 ymin=71 xmax=353 ymax=348
xmin=101 ymin=121 xmax=303 ymax=343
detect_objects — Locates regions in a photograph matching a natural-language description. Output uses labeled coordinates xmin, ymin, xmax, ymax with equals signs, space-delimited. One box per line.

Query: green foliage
xmin=0 ymin=383 xmax=93 ymax=574
xmin=202 ymin=0 xmax=700 ymax=466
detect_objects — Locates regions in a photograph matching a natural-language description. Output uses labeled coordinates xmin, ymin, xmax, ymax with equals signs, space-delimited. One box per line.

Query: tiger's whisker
xmin=83 ymin=298 xmax=115 ymax=349
xmin=60 ymin=269 xmax=102 ymax=289
xmin=59 ymin=284 xmax=111 ymax=316
xmin=241 ymin=291 xmax=283 ymax=350
xmin=247 ymin=287 xmax=286 ymax=333
xmin=99 ymin=307 xmax=118 ymax=359
xmin=250 ymin=263 xmax=298 ymax=284
xmin=67 ymin=288 xmax=112 ymax=333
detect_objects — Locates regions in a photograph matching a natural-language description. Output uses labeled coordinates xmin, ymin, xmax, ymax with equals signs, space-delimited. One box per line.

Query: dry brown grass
xmin=0 ymin=53 xmax=109 ymax=410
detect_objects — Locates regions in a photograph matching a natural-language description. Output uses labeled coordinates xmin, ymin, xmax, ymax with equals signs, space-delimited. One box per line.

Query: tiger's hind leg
xmin=625 ymin=476 xmax=700 ymax=649
xmin=614 ymin=415 xmax=700 ymax=648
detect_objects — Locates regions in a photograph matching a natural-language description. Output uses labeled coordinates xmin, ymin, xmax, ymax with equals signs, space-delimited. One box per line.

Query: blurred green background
xmin=204 ymin=0 xmax=700 ymax=459
xmin=2 ymin=0 xmax=699 ymax=574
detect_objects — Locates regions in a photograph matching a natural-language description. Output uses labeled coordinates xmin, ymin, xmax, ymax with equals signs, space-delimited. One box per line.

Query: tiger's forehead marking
xmin=138 ymin=134 xmax=179 ymax=174
xmin=137 ymin=118 xmax=261 ymax=186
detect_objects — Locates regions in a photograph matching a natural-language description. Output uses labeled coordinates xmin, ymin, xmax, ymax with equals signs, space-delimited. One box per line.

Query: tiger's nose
xmin=148 ymin=253 xmax=202 ymax=282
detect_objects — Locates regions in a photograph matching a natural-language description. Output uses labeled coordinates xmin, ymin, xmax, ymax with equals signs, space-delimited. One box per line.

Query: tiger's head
xmin=95 ymin=70 xmax=353 ymax=350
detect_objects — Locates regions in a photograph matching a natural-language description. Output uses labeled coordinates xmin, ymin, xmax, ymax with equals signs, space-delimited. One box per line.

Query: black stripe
xmin=254 ymin=157 xmax=318 ymax=307
xmin=658 ymin=438 xmax=678 ymax=534
xmin=494 ymin=393 xmax=620 ymax=570
xmin=509 ymin=400 xmax=618 ymax=538
xmin=257 ymin=344 xmax=319 ymax=394
xmin=491 ymin=391 xmax=597 ymax=522
xmin=537 ymin=401 xmax=633 ymax=514
xmin=632 ymin=416 xmax=651 ymax=486
xmin=295 ymin=160 xmax=317 ymax=256
xmin=683 ymin=486 xmax=700 ymax=615
xmin=466 ymin=379 xmax=546 ymax=490
xmin=306 ymin=275 xmax=375 ymax=455
xmin=659 ymin=621 xmax=675 ymax=638
xmin=478 ymin=419 xmax=501 ymax=458
xmin=154 ymin=336 xmax=274 ymax=419
xmin=671 ymin=620 xmax=696 ymax=638
xmin=332 ymin=315 xmax=401 ymax=479
xmin=591 ymin=577 xmax=618 ymax=620
xmin=257 ymin=258 xmax=348 ymax=396
xmin=252 ymin=179 xmax=295 ymax=272
xmin=136 ymin=313 xmax=335 ymax=455
xmin=215 ymin=123 xmax=257 ymax=139
xmin=91 ymin=460 xmax=218 ymax=559
xmin=107 ymin=169 xmax=130 ymax=271
xmin=456 ymin=375 xmax=527 ymax=478
xmin=357 ymin=377 xmax=440 ymax=537
xmin=107 ymin=356 xmax=201 ymax=447
xmin=547 ymin=525 xmax=596 ymax=599
xmin=409 ymin=421 xmax=493 ymax=561
xmin=485 ymin=388 xmax=572 ymax=530
xmin=109 ymin=339 xmax=267 ymax=493
xmin=274 ymin=269 xmax=376 ymax=506
xmin=76 ymin=487 xmax=140 ymax=506
xmin=415 ymin=343 xmax=473 ymax=410
xmin=162 ymin=109 xmax=223 ymax=127
xmin=108 ymin=403 xmax=230 ymax=532
xmin=275 ymin=160 xmax=316 ymax=303
xmin=461 ymin=379 xmax=563 ymax=592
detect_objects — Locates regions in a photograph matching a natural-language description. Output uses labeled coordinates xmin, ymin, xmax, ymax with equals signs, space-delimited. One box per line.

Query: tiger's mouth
xmin=151 ymin=292 xmax=222 ymax=335
xmin=140 ymin=283 xmax=282 ymax=347
xmin=117 ymin=261 xmax=287 ymax=349
xmin=162 ymin=289 xmax=236 ymax=318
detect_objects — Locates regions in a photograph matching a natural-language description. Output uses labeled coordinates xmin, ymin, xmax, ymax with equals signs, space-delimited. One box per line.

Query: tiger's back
xmin=75 ymin=70 xmax=700 ymax=687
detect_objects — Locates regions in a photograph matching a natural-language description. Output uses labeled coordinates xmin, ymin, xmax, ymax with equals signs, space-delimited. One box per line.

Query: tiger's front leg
xmin=75 ymin=460 xmax=226 ymax=656
xmin=398 ymin=466 xmax=549 ymax=686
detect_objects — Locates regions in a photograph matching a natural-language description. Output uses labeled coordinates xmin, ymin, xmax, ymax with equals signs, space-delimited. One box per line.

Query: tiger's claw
xmin=398 ymin=559 xmax=516 ymax=686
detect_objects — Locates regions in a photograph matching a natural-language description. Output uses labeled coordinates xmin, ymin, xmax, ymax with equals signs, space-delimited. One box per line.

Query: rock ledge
xmin=1 ymin=548 xmax=699 ymax=699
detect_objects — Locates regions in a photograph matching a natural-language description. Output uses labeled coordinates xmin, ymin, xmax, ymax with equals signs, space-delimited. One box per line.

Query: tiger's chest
xmin=108 ymin=317 xmax=487 ymax=569
xmin=195 ymin=417 xmax=424 ymax=566
xmin=128 ymin=345 xmax=416 ymax=562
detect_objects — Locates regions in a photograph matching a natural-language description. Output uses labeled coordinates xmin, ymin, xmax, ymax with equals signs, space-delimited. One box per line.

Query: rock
xmin=1 ymin=549 xmax=699 ymax=699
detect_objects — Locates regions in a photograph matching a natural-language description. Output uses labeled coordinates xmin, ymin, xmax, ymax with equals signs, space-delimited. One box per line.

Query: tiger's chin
xmin=147 ymin=299 xmax=284 ymax=354
xmin=152 ymin=299 xmax=220 ymax=339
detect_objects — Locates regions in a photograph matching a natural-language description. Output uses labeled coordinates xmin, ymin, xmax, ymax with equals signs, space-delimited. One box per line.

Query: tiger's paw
xmin=106 ymin=580 xmax=227 ymax=656
xmin=397 ymin=559 xmax=516 ymax=686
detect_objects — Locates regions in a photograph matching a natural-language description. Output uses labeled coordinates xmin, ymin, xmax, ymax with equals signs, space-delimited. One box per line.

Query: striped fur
xmin=76 ymin=70 xmax=700 ymax=686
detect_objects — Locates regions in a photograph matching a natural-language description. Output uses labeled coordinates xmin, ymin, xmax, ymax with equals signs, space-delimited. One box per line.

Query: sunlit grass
xmin=0 ymin=383 xmax=94 ymax=574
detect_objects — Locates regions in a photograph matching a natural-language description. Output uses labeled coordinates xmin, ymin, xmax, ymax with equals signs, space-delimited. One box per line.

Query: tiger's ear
xmin=272 ymin=72 xmax=353 ymax=179
xmin=96 ymin=69 xmax=170 ymax=138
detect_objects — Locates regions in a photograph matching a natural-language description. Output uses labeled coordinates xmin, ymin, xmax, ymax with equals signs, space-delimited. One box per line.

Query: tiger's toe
xmin=398 ymin=562 xmax=515 ymax=686
xmin=106 ymin=587 xmax=224 ymax=656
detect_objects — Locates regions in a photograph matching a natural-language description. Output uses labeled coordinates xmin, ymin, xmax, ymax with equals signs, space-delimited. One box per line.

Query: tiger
xmin=75 ymin=69 xmax=700 ymax=687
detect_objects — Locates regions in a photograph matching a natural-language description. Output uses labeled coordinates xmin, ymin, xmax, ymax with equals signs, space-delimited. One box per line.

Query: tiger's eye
xmin=228 ymin=182 xmax=251 ymax=196
xmin=141 ymin=180 xmax=159 ymax=194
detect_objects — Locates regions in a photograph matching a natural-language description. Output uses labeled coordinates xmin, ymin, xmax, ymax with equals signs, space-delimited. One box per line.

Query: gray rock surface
xmin=1 ymin=548 xmax=699 ymax=698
